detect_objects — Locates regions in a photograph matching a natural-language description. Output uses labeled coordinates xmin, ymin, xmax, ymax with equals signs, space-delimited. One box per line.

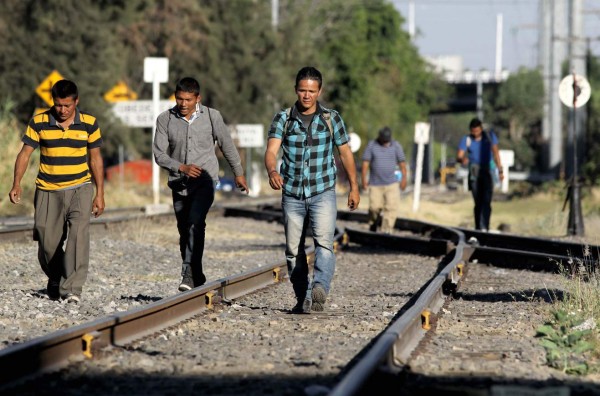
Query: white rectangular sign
xmin=143 ymin=57 xmax=169 ymax=83
xmin=112 ymin=100 xmax=175 ymax=128
xmin=235 ymin=124 xmax=265 ymax=148
xmin=414 ymin=122 xmax=430 ymax=144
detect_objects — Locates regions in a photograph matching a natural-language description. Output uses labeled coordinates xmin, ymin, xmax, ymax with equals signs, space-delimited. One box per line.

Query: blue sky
xmin=392 ymin=0 xmax=600 ymax=73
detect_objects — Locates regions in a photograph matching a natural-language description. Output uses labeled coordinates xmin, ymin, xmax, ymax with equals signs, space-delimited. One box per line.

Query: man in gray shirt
xmin=361 ymin=127 xmax=407 ymax=233
xmin=153 ymin=77 xmax=248 ymax=291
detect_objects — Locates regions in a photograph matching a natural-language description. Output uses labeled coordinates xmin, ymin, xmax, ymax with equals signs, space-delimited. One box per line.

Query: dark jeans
xmin=172 ymin=174 xmax=215 ymax=286
xmin=469 ymin=170 xmax=493 ymax=230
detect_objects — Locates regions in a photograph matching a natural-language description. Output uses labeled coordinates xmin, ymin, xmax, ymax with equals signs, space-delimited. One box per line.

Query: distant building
xmin=425 ymin=55 xmax=510 ymax=83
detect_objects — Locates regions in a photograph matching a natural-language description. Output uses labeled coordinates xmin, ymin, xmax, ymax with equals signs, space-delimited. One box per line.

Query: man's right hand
xmin=268 ymin=171 xmax=283 ymax=190
xmin=180 ymin=164 xmax=202 ymax=178
xmin=8 ymin=186 xmax=22 ymax=204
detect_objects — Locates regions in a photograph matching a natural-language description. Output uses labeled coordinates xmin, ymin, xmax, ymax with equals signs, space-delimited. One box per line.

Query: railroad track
xmin=0 ymin=203 xmax=598 ymax=395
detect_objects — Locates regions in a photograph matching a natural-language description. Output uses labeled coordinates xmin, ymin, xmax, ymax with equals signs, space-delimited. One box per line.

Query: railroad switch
xmin=421 ymin=310 xmax=432 ymax=330
xmin=82 ymin=331 xmax=103 ymax=359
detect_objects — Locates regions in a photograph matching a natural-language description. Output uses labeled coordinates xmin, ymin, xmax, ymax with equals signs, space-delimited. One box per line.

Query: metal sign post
xmin=144 ymin=57 xmax=169 ymax=205
xmin=412 ymin=122 xmax=430 ymax=213
xmin=558 ymin=72 xmax=591 ymax=236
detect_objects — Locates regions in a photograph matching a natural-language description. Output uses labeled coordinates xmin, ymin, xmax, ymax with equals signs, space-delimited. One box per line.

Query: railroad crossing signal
xmin=104 ymin=81 xmax=138 ymax=103
xmin=35 ymin=70 xmax=65 ymax=106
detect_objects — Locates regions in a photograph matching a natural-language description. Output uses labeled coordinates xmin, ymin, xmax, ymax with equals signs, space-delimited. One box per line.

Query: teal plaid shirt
xmin=268 ymin=102 xmax=349 ymax=198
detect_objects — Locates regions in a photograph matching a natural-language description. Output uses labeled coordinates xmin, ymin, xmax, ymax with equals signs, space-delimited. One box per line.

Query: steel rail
xmin=0 ymin=263 xmax=288 ymax=389
xmin=329 ymin=221 xmax=471 ymax=396
xmin=337 ymin=210 xmax=599 ymax=272
xmin=457 ymin=228 xmax=600 ymax=271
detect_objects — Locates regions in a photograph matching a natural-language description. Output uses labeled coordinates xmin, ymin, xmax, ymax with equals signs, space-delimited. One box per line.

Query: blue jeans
xmin=172 ymin=174 xmax=215 ymax=286
xmin=282 ymin=188 xmax=337 ymax=302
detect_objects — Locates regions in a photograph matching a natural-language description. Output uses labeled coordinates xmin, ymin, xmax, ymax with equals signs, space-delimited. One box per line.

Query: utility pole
xmin=408 ymin=1 xmax=415 ymax=39
xmin=567 ymin=0 xmax=587 ymax=178
xmin=495 ymin=14 xmax=503 ymax=81
xmin=271 ymin=0 xmax=279 ymax=30
xmin=539 ymin=0 xmax=552 ymax=170
xmin=550 ymin=0 xmax=568 ymax=176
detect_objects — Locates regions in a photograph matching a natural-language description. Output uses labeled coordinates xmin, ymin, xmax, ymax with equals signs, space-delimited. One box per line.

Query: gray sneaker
xmin=311 ymin=284 xmax=327 ymax=312
xmin=178 ymin=275 xmax=193 ymax=292
xmin=179 ymin=264 xmax=194 ymax=292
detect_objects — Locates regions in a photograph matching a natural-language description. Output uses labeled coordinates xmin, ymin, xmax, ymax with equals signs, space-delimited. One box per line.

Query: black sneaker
xmin=47 ymin=279 xmax=60 ymax=301
xmin=178 ymin=275 xmax=194 ymax=292
xmin=311 ymin=284 xmax=327 ymax=312
xmin=291 ymin=298 xmax=311 ymax=314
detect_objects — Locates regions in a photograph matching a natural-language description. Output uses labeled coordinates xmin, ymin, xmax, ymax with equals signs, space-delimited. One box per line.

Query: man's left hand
xmin=347 ymin=189 xmax=360 ymax=211
xmin=92 ymin=195 xmax=105 ymax=218
xmin=235 ymin=175 xmax=250 ymax=194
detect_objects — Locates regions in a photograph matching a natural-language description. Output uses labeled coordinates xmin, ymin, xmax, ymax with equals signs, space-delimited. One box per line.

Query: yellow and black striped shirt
xmin=23 ymin=109 xmax=103 ymax=191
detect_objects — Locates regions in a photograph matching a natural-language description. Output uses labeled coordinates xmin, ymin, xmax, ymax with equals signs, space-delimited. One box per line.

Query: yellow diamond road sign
xmin=36 ymin=70 xmax=65 ymax=106
xmin=104 ymin=81 xmax=138 ymax=103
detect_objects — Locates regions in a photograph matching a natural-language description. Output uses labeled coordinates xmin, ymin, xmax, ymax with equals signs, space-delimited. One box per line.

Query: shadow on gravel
xmin=119 ymin=294 xmax=163 ymax=303
xmin=454 ymin=288 xmax=565 ymax=304
xmin=8 ymin=371 xmax=339 ymax=396
xmin=212 ymin=242 xmax=286 ymax=251
xmin=363 ymin=370 xmax=600 ymax=396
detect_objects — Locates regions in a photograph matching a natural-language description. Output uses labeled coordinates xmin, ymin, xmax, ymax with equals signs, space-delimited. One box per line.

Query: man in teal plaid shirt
xmin=264 ymin=66 xmax=360 ymax=314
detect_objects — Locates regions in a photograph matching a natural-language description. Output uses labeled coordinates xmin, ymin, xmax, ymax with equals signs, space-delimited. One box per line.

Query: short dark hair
xmin=51 ymin=80 xmax=78 ymax=100
xmin=175 ymin=77 xmax=200 ymax=96
xmin=378 ymin=126 xmax=392 ymax=143
xmin=295 ymin=67 xmax=322 ymax=89
xmin=469 ymin=118 xmax=483 ymax=129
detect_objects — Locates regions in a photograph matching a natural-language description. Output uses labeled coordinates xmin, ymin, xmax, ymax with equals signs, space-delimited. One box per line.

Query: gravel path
xmin=0 ymin=213 xmax=285 ymax=349
xmin=3 ymin=211 xmax=599 ymax=395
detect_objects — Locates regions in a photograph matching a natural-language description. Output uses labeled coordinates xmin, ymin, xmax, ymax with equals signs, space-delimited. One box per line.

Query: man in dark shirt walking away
xmin=153 ymin=77 xmax=248 ymax=292
xmin=361 ymin=126 xmax=407 ymax=234
xmin=9 ymin=79 xmax=105 ymax=304
xmin=456 ymin=118 xmax=503 ymax=231
xmin=264 ymin=66 xmax=360 ymax=314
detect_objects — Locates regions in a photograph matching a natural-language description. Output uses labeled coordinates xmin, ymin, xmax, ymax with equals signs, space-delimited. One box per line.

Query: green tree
xmin=0 ymin=0 xmax=137 ymax=159
xmin=485 ymin=67 xmax=544 ymax=170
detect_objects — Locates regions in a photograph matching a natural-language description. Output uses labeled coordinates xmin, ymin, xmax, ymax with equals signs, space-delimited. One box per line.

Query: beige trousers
xmin=34 ymin=184 xmax=93 ymax=296
xmin=368 ymin=183 xmax=401 ymax=234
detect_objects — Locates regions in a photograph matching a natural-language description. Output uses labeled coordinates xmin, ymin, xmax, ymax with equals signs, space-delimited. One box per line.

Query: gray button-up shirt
xmin=153 ymin=105 xmax=244 ymax=194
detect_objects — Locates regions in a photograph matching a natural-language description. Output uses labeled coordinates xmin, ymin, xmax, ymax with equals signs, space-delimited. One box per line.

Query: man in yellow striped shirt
xmin=9 ymin=80 xmax=104 ymax=303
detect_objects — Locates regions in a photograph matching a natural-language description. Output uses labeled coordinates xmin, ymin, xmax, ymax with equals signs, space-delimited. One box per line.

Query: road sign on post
xmin=235 ymin=124 xmax=264 ymax=148
xmin=559 ymin=73 xmax=591 ymax=236
xmin=413 ymin=122 xmax=430 ymax=213
xmin=499 ymin=149 xmax=514 ymax=193
xmin=144 ymin=57 xmax=169 ymax=206
xmin=348 ymin=132 xmax=362 ymax=153
xmin=112 ymin=100 xmax=175 ymax=128
xmin=104 ymin=81 xmax=138 ymax=102
xmin=35 ymin=70 xmax=65 ymax=106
